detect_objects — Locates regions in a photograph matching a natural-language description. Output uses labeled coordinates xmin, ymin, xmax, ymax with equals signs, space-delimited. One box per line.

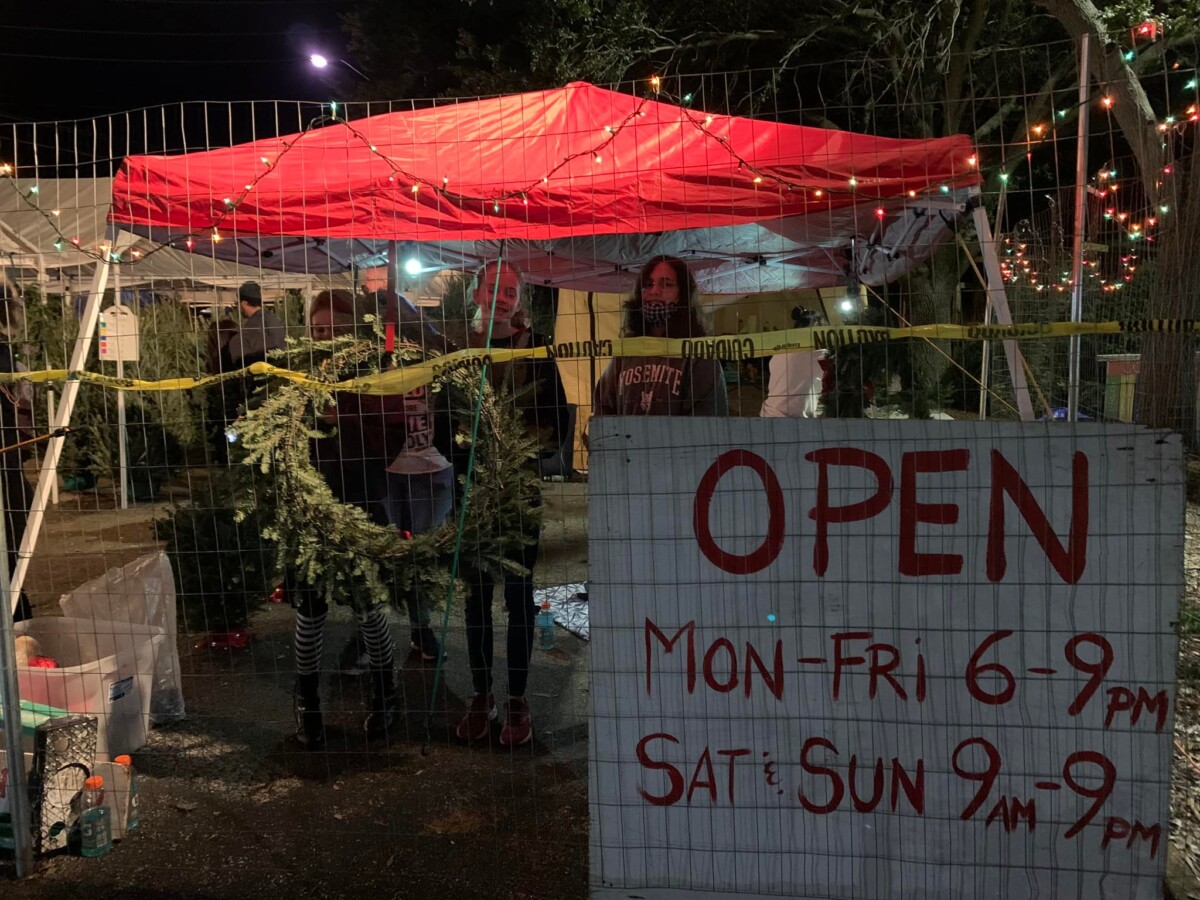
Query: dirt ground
xmin=4 ymin=477 xmax=1200 ymax=899
xmin=8 ymin=480 xmax=592 ymax=900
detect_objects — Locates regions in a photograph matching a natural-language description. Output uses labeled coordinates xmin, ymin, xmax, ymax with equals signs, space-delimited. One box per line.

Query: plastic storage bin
xmin=14 ymin=617 xmax=165 ymax=761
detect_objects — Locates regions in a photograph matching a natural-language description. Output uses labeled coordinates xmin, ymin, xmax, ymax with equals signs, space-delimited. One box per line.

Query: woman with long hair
xmin=592 ymin=255 xmax=728 ymax=417
xmin=455 ymin=260 xmax=568 ymax=748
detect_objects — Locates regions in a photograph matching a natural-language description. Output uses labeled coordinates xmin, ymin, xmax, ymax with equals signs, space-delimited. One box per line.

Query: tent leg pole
xmin=386 ymin=242 xmax=398 ymax=297
xmin=978 ymin=341 xmax=992 ymax=421
xmin=9 ymin=256 xmax=112 ymax=613
xmin=972 ymin=204 xmax=1035 ymax=421
xmin=113 ymin=267 xmax=128 ymax=511
xmin=1067 ymin=33 xmax=1091 ymax=422
xmin=0 ymin=469 xmax=33 ymax=876
xmin=45 ymin=386 xmax=58 ymax=506
xmin=978 ymin=265 xmax=995 ymax=420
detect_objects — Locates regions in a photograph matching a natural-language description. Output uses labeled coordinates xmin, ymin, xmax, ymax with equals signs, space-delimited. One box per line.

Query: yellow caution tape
xmin=3 ymin=319 xmax=1193 ymax=395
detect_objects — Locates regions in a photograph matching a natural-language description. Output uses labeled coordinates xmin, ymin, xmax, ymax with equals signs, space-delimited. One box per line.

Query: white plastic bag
xmin=59 ymin=551 xmax=185 ymax=724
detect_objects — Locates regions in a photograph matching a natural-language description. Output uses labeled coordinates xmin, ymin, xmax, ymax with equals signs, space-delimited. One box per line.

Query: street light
xmin=308 ymin=52 xmax=368 ymax=81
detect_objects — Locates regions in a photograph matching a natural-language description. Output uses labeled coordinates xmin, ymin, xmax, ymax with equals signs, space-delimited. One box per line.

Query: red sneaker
xmin=499 ymin=697 xmax=533 ymax=748
xmin=455 ymin=693 xmax=496 ymax=742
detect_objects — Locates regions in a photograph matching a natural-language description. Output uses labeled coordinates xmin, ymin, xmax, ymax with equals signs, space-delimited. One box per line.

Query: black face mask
xmin=641 ymin=301 xmax=676 ymax=326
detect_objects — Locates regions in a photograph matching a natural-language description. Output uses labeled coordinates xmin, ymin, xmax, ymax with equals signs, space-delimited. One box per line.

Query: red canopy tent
xmin=109 ymin=81 xmax=982 ymax=294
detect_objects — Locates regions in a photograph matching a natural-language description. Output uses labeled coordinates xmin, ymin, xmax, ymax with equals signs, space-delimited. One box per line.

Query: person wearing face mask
xmin=760 ymin=306 xmax=828 ymax=418
xmin=455 ymin=260 xmax=569 ymax=748
xmin=592 ymin=255 xmax=728 ymax=417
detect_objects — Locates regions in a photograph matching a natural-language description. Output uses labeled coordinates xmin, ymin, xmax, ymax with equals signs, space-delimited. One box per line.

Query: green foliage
xmin=274 ymin=290 xmax=309 ymax=344
xmin=236 ymin=328 xmax=541 ymax=614
xmin=823 ymin=307 xmax=929 ymax=418
xmin=133 ymin=300 xmax=207 ymax=450
xmin=155 ymin=469 xmax=277 ymax=633
xmin=15 ymin=294 xmax=191 ymax=493
xmin=428 ymin=274 xmax=474 ymax=351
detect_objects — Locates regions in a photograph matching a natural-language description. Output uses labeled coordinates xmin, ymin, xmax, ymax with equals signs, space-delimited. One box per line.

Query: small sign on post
xmin=98 ymin=305 xmax=139 ymax=363
xmin=97 ymin=303 xmax=138 ymax=509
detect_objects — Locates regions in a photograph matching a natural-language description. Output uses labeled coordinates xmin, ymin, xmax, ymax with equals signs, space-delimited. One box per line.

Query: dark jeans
xmin=463 ymin=524 xmax=541 ymax=698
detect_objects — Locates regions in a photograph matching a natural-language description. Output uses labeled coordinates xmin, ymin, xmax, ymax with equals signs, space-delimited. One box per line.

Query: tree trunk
xmin=1038 ymin=0 xmax=1195 ymax=442
xmin=906 ymin=243 xmax=961 ymax=413
xmin=1135 ymin=143 xmax=1200 ymax=447
xmin=1037 ymin=0 xmax=1163 ymax=202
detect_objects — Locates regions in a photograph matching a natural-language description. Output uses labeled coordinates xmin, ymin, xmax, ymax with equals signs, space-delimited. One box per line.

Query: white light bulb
xmin=403 ymin=258 xmax=422 ymax=276
xmin=310 ymin=54 xmax=329 ymax=69
xmin=840 ymin=299 xmax=854 ymax=313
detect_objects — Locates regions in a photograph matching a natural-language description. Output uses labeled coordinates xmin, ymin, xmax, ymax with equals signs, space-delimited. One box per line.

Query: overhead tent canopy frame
xmin=105 ymin=78 xmax=1031 ymax=418
xmin=108 ymin=81 xmax=991 ymax=297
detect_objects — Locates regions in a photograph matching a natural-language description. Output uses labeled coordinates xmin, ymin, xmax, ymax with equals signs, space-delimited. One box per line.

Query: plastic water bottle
xmin=114 ymin=755 xmax=139 ymax=832
xmin=79 ymin=775 xmax=112 ymax=857
xmin=536 ymin=601 xmax=556 ymax=651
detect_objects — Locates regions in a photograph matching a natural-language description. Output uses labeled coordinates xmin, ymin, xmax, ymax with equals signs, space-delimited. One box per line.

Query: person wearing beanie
xmin=226 ymin=281 xmax=285 ymax=367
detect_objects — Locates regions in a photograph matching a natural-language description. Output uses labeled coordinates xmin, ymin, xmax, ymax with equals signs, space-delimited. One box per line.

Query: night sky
xmin=0 ymin=0 xmax=356 ymax=123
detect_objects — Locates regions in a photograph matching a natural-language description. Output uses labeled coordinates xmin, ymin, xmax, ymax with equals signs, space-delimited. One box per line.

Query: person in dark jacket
xmin=204 ymin=316 xmax=241 ymax=462
xmin=592 ymin=255 xmax=728 ymax=417
xmin=455 ymin=260 xmax=569 ymax=748
xmin=226 ymin=281 xmax=285 ymax=368
xmin=0 ymin=288 xmax=33 ymax=622
xmin=290 ymin=290 xmax=405 ymax=749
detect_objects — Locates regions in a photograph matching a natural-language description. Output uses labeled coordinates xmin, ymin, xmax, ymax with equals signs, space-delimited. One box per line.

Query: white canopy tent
xmin=0 ymin=178 xmax=352 ymax=303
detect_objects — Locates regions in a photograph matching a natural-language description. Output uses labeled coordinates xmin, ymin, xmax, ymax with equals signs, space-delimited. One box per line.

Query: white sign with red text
xmin=588 ymin=418 xmax=1181 ymax=900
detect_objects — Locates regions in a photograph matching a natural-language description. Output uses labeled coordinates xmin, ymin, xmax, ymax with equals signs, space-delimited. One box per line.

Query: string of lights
xmin=1 ymin=31 xmax=1195 ymax=276
xmin=3 ymin=77 xmax=965 ymax=265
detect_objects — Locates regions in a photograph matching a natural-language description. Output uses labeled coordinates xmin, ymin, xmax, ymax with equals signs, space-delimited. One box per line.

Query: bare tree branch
xmin=945 ymin=0 xmax=994 ymax=133
xmin=1037 ymin=0 xmax=1162 ymax=201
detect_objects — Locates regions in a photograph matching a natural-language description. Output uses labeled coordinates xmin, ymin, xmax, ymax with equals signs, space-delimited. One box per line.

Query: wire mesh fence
xmin=0 ymin=36 xmax=1196 ymax=899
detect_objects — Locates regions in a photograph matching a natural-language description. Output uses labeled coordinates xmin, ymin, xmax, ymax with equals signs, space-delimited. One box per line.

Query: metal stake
xmin=1067 ymin=33 xmax=1091 ymax=421
xmin=0 ymin=470 xmax=34 ymax=875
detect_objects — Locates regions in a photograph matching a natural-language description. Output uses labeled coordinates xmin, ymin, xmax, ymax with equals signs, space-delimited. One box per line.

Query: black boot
xmin=363 ymin=668 xmax=398 ymax=739
xmin=294 ymin=673 xmax=326 ymax=750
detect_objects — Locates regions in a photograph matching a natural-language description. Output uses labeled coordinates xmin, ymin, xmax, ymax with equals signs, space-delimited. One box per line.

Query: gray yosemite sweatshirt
xmin=593 ymin=356 xmax=728 ymax=417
